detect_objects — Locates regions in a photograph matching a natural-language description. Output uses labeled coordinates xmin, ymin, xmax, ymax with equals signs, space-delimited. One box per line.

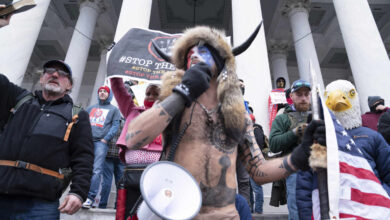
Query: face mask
xmin=144 ymin=99 xmax=155 ymax=109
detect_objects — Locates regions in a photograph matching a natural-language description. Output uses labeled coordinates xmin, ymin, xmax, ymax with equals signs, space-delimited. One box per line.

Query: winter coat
xmin=361 ymin=108 xmax=389 ymax=131
xmin=110 ymin=78 xmax=162 ymax=163
xmin=269 ymin=105 xmax=309 ymax=154
xmin=296 ymin=126 xmax=390 ymax=219
xmin=348 ymin=126 xmax=390 ymax=195
xmin=296 ymin=170 xmax=320 ymax=220
xmin=378 ymin=111 xmax=390 ymax=144
xmin=0 ymin=74 xmax=93 ymax=201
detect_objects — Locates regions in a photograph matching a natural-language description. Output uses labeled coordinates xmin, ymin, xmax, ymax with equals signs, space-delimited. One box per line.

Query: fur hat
xmin=160 ymin=26 xmax=246 ymax=141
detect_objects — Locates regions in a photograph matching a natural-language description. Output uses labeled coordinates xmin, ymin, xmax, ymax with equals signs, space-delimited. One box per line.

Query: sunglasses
xmin=292 ymin=82 xmax=310 ymax=89
xmin=44 ymin=68 xmax=70 ymax=77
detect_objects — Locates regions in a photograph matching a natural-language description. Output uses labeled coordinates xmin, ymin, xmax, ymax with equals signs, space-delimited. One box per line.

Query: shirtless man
xmin=126 ymin=26 xmax=324 ymax=219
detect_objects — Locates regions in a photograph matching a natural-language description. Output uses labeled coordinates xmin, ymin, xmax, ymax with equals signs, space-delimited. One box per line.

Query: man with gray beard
xmin=0 ymin=60 xmax=93 ymax=219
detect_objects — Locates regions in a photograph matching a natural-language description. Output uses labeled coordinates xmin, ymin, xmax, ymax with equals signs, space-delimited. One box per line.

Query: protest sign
xmin=107 ymin=28 xmax=180 ymax=82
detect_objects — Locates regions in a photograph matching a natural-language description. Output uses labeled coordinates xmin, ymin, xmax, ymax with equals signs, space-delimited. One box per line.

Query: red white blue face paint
xmin=186 ymin=45 xmax=215 ymax=70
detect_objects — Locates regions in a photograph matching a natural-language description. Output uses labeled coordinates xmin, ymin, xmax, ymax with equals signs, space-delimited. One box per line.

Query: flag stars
xmin=346 ymin=144 xmax=351 ymax=150
xmin=357 ymin=148 xmax=363 ymax=155
xmin=336 ymin=119 xmax=342 ymax=125
xmin=349 ymin=139 xmax=355 ymax=145
xmin=342 ymin=130 xmax=348 ymax=136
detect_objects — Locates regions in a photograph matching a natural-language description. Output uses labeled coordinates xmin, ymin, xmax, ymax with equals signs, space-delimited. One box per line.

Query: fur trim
xmin=160 ymin=26 xmax=246 ymax=141
xmin=171 ymin=26 xmax=234 ymax=70
xmin=159 ymin=70 xmax=185 ymax=101
xmin=309 ymin=143 xmax=327 ymax=170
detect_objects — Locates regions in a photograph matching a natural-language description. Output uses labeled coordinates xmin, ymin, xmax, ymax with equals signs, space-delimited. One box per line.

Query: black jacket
xmin=378 ymin=111 xmax=390 ymax=145
xmin=0 ymin=74 xmax=93 ymax=201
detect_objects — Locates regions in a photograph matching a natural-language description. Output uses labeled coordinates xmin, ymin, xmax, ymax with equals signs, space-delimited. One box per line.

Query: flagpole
xmin=309 ymin=60 xmax=330 ymax=220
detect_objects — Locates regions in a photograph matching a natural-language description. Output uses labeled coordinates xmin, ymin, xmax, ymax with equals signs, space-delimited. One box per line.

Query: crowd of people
xmin=1 ymin=8 xmax=390 ymax=220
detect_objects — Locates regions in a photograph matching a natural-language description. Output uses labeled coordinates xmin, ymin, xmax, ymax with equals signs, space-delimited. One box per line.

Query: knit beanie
xmin=368 ymin=96 xmax=384 ymax=112
xmin=98 ymin=86 xmax=110 ymax=94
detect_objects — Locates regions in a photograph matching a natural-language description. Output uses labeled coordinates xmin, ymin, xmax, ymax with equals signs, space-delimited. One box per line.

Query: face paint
xmin=186 ymin=45 xmax=215 ymax=70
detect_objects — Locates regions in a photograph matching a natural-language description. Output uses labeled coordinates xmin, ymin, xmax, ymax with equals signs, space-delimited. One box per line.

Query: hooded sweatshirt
xmin=86 ymin=89 xmax=121 ymax=142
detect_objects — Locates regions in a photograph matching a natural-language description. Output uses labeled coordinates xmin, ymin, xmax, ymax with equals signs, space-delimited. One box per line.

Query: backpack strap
xmin=6 ymin=94 xmax=34 ymax=127
xmin=10 ymin=93 xmax=34 ymax=115
xmin=63 ymin=105 xmax=83 ymax=142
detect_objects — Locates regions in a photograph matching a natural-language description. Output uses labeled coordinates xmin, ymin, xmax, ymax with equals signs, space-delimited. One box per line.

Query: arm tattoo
xmin=126 ymin=130 xmax=141 ymax=142
xmin=238 ymin=128 xmax=266 ymax=177
xmin=129 ymin=136 xmax=150 ymax=150
xmin=126 ymin=130 xmax=150 ymax=150
xmin=159 ymin=93 xmax=185 ymax=118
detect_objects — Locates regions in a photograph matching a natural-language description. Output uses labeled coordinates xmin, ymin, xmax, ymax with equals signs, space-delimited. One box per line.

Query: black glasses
xmin=44 ymin=68 xmax=70 ymax=77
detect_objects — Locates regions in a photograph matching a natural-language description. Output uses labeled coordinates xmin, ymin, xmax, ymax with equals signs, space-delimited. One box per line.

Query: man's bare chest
xmin=179 ymin=104 xmax=237 ymax=154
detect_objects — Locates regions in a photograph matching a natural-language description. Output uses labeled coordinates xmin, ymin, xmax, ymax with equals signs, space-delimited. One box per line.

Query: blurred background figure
xmin=98 ymin=118 xmax=125 ymax=209
xmin=110 ymin=77 xmax=162 ymax=219
xmin=362 ymin=96 xmax=389 ymax=131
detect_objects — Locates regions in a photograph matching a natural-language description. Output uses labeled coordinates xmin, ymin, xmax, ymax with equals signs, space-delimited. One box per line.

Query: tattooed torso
xmin=165 ymin=102 xmax=239 ymax=213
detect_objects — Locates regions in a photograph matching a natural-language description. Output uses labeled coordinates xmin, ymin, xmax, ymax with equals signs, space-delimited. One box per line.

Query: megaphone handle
xmin=129 ymin=195 xmax=143 ymax=217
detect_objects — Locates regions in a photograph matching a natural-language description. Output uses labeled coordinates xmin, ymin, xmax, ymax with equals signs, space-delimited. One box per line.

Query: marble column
xmin=89 ymin=48 xmax=108 ymax=106
xmin=282 ymin=0 xmax=324 ymax=89
xmin=113 ymin=0 xmax=153 ymax=43
xmin=333 ymin=0 xmax=390 ymax=112
xmin=268 ymin=40 xmax=291 ymax=89
xmin=0 ymin=0 xmax=51 ymax=85
xmin=65 ymin=0 xmax=105 ymax=103
xmin=232 ymin=0 xmax=272 ymax=136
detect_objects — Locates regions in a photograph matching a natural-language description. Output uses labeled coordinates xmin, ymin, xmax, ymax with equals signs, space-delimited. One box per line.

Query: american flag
xmin=320 ymin=110 xmax=390 ymax=219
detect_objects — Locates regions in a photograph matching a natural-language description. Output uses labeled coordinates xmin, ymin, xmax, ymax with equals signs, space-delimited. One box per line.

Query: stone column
xmin=0 ymin=0 xmax=51 ymax=85
xmin=232 ymin=0 xmax=272 ymax=137
xmin=89 ymin=49 xmax=108 ymax=106
xmin=65 ymin=0 xmax=105 ymax=103
xmin=268 ymin=40 xmax=291 ymax=89
xmin=385 ymin=43 xmax=390 ymax=57
xmin=282 ymin=0 xmax=324 ymax=89
xmin=333 ymin=0 xmax=390 ymax=112
xmin=113 ymin=0 xmax=153 ymax=43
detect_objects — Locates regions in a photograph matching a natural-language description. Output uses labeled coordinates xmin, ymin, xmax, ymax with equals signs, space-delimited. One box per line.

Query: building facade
xmin=0 ymin=0 xmax=390 ymax=136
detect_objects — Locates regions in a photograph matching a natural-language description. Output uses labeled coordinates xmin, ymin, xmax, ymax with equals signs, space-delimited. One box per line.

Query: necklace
xmin=195 ymin=100 xmax=219 ymax=126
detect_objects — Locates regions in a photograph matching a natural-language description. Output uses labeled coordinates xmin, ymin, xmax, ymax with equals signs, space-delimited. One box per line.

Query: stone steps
xmin=60 ymin=208 xmax=288 ymax=220
xmin=59 ymin=179 xmax=289 ymax=219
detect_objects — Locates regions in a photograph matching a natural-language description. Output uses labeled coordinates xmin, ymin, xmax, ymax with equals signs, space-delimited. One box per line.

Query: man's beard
xmin=295 ymin=103 xmax=310 ymax=112
xmin=43 ymin=83 xmax=65 ymax=95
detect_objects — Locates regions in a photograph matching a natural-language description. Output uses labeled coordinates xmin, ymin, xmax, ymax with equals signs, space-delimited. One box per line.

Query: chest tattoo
xmin=206 ymin=119 xmax=236 ymax=154
xmin=200 ymin=156 xmax=236 ymax=207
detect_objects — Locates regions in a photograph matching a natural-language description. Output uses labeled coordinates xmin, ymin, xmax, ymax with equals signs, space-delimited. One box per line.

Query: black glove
xmin=173 ymin=62 xmax=211 ymax=107
xmin=290 ymin=120 xmax=326 ymax=171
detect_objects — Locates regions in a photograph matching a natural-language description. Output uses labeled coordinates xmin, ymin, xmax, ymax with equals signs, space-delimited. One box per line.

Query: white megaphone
xmin=137 ymin=161 xmax=202 ymax=220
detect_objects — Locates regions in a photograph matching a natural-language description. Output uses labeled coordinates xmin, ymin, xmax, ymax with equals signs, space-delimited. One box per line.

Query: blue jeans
xmin=250 ymin=178 xmax=264 ymax=213
xmin=235 ymin=194 xmax=252 ymax=220
xmin=88 ymin=140 xmax=109 ymax=200
xmin=0 ymin=195 xmax=59 ymax=220
xmin=286 ymin=173 xmax=299 ymax=220
xmin=99 ymin=157 xmax=124 ymax=208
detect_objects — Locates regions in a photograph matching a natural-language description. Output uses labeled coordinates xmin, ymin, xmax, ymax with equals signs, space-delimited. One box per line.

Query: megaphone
xmin=137 ymin=161 xmax=202 ymax=220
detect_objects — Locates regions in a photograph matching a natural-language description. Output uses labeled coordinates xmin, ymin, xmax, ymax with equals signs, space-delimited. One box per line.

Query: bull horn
xmin=152 ymin=40 xmax=172 ymax=63
xmin=232 ymin=21 xmax=263 ymax=56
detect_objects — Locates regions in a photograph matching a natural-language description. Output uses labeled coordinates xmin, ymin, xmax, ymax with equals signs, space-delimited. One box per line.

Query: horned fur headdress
xmin=154 ymin=22 xmax=262 ymax=141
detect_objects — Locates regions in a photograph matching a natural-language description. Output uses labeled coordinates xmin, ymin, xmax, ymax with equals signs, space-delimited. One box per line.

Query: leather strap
xmin=0 ymin=160 xmax=64 ymax=179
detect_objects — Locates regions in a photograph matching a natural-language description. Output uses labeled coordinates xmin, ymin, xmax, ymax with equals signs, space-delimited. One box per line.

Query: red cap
xmin=98 ymin=86 xmax=110 ymax=94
